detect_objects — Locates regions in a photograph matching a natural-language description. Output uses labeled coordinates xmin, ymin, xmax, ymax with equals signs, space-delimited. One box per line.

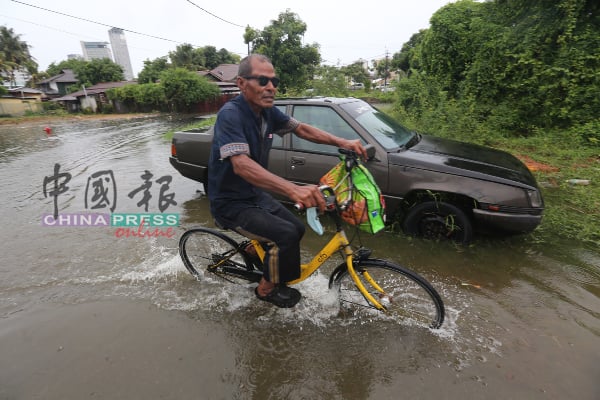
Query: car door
xmin=285 ymin=104 xmax=366 ymax=185
xmin=268 ymin=105 xmax=288 ymax=178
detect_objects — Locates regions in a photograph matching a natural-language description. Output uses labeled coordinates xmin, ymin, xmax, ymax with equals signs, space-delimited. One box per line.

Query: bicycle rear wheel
xmin=330 ymin=259 xmax=445 ymax=329
xmin=179 ymin=227 xmax=262 ymax=283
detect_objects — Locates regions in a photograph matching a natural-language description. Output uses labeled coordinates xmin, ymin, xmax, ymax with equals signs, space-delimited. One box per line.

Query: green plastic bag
xmin=320 ymin=157 xmax=386 ymax=234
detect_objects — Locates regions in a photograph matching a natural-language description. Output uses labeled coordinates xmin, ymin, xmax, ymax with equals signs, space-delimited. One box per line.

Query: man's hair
xmin=238 ymin=54 xmax=272 ymax=77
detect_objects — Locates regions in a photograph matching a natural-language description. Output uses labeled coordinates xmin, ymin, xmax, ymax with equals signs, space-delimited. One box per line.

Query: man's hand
xmin=291 ymin=184 xmax=326 ymax=213
xmin=340 ymin=138 xmax=368 ymax=161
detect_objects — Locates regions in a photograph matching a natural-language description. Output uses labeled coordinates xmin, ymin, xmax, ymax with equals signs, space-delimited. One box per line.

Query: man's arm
xmin=230 ymin=154 xmax=327 ymax=210
xmin=293 ymin=122 xmax=367 ymax=160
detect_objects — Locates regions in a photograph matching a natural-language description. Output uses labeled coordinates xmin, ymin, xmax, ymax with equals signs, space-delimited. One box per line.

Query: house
xmin=0 ymin=87 xmax=45 ymax=116
xmin=37 ymin=69 xmax=79 ymax=97
xmin=199 ymin=64 xmax=240 ymax=94
xmin=192 ymin=64 xmax=240 ymax=114
xmin=44 ymin=64 xmax=241 ymax=114
xmin=7 ymin=87 xmax=45 ymax=101
xmin=52 ymin=81 xmax=136 ymax=112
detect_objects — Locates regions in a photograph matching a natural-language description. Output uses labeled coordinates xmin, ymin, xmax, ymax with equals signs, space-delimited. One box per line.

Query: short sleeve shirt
xmin=208 ymin=95 xmax=299 ymax=217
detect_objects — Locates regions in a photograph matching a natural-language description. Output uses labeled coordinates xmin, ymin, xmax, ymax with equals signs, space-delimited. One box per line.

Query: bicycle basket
xmin=319 ymin=157 xmax=386 ymax=234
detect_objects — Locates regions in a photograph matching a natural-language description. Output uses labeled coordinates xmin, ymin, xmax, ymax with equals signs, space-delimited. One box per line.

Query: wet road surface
xmin=0 ymin=116 xmax=598 ymax=399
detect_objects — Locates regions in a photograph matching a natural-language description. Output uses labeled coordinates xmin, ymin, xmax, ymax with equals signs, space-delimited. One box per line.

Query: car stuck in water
xmin=170 ymin=97 xmax=544 ymax=243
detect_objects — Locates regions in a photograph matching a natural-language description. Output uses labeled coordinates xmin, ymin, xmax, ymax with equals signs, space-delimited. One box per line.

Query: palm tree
xmin=0 ymin=26 xmax=38 ymax=87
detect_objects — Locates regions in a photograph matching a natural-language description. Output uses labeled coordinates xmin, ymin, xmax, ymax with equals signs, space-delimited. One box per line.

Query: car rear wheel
xmin=402 ymin=201 xmax=473 ymax=244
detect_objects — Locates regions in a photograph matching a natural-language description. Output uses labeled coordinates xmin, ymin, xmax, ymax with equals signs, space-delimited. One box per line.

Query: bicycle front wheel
xmin=331 ymin=259 xmax=445 ymax=329
xmin=179 ymin=227 xmax=261 ymax=283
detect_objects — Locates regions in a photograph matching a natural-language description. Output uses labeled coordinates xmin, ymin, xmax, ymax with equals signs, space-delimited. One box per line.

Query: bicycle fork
xmin=343 ymin=248 xmax=388 ymax=311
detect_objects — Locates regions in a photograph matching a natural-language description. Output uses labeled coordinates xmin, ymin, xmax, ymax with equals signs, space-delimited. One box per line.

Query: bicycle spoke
xmin=333 ymin=260 xmax=444 ymax=329
xmin=179 ymin=228 xmax=261 ymax=284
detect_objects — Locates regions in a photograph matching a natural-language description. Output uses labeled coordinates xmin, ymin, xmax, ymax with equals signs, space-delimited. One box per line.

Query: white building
xmin=80 ymin=41 xmax=113 ymax=61
xmin=108 ymin=28 xmax=134 ymax=81
xmin=1 ymin=68 xmax=31 ymax=88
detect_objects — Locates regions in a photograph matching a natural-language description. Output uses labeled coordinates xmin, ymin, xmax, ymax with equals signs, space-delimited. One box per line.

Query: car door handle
xmin=290 ymin=157 xmax=305 ymax=166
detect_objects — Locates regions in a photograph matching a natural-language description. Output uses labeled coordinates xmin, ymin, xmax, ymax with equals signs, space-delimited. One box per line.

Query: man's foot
xmin=255 ymin=284 xmax=301 ymax=308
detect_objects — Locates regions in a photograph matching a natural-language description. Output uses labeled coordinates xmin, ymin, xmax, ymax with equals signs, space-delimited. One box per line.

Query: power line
xmin=10 ymin=0 xmax=184 ymax=44
xmin=0 ymin=13 xmax=169 ymax=55
xmin=183 ymin=0 xmax=244 ymax=28
xmin=0 ymin=13 xmax=107 ymax=42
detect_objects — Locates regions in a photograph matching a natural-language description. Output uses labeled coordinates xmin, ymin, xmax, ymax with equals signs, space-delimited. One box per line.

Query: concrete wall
xmin=0 ymin=98 xmax=44 ymax=116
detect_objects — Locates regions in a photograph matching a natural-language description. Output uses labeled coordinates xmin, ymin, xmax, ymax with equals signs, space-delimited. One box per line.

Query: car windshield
xmin=340 ymin=101 xmax=415 ymax=150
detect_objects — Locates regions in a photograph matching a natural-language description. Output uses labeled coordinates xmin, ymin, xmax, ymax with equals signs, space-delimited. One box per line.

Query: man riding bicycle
xmin=207 ymin=54 xmax=366 ymax=308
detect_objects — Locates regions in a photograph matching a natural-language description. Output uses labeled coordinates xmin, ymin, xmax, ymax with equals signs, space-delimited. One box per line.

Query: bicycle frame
xmin=249 ymin=224 xmax=387 ymax=311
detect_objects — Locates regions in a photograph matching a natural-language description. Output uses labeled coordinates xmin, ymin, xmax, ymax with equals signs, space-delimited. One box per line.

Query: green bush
xmin=572 ymin=119 xmax=600 ymax=147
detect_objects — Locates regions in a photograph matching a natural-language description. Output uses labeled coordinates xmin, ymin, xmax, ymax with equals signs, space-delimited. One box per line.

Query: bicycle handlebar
xmin=294 ymin=185 xmax=337 ymax=212
xmin=293 ymin=147 xmax=365 ymax=212
xmin=338 ymin=148 xmax=359 ymax=159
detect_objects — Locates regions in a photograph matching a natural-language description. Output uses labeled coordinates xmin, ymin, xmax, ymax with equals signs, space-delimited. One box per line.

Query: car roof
xmin=274 ymin=97 xmax=363 ymax=106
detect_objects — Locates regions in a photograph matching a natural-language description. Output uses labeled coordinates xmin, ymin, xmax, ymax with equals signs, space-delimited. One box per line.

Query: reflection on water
xmin=0 ymin=117 xmax=598 ymax=399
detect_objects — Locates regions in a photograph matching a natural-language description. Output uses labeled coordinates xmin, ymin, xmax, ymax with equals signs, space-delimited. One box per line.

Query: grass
xmin=490 ymin=133 xmax=600 ymax=246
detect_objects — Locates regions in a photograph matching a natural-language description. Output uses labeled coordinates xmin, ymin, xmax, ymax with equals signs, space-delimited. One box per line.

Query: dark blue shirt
xmin=208 ymin=95 xmax=297 ymax=217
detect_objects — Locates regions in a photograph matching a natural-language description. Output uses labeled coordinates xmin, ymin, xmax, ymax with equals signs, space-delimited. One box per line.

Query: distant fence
xmin=194 ymin=93 xmax=237 ymax=115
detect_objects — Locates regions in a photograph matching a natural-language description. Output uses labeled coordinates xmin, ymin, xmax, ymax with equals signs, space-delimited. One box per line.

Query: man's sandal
xmin=255 ymin=285 xmax=301 ymax=308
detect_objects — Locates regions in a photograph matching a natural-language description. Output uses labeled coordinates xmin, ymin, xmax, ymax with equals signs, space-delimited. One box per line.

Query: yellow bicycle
xmin=179 ymin=155 xmax=445 ymax=329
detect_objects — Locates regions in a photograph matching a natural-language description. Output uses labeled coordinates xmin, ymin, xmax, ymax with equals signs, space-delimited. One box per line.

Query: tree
xmin=306 ymin=65 xmax=348 ymax=96
xmin=0 ymin=26 xmax=38 ymax=87
xmin=217 ymin=48 xmax=239 ymax=66
xmin=371 ymin=58 xmax=391 ymax=82
xmin=420 ymin=0 xmax=484 ymax=97
xmin=167 ymin=44 xmax=238 ymax=71
xmin=251 ymin=10 xmax=321 ymax=93
xmin=46 ymin=58 xmax=124 ymax=88
xmin=159 ymin=68 xmax=220 ymax=112
xmin=392 ymin=30 xmax=426 ymax=74
xmin=340 ymin=61 xmax=370 ymax=87
xmin=46 ymin=59 xmax=84 ymax=77
xmin=108 ymin=83 xmax=167 ymax=112
xmin=243 ymin=26 xmax=259 ymax=55
xmin=77 ymin=58 xmax=124 ymax=87
xmin=137 ymin=56 xmax=170 ymax=84
xmin=169 ymin=44 xmax=205 ymax=71
xmin=392 ymin=0 xmax=600 ymax=138
xmin=203 ymin=46 xmax=219 ymax=69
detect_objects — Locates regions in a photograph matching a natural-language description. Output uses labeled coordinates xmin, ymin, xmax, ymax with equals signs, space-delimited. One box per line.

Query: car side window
xmin=272 ymin=105 xmax=286 ymax=148
xmin=291 ymin=105 xmax=363 ymax=153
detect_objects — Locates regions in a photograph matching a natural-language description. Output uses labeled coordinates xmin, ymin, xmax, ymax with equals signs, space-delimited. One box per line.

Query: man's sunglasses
xmin=242 ymin=75 xmax=280 ymax=88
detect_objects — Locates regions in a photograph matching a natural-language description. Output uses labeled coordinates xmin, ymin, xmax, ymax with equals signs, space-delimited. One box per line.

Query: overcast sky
xmin=2 ymin=0 xmax=454 ymax=77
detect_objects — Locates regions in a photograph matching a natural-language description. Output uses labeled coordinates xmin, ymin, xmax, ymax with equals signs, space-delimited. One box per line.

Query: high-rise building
xmin=108 ymin=28 xmax=134 ymax=81
xmin=81 ymin=41 xmax=113 ymax=61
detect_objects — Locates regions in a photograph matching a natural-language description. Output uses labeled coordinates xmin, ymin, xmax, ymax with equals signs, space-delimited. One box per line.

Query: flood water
xmin=0 ymin=116 xmax=598 ymax=399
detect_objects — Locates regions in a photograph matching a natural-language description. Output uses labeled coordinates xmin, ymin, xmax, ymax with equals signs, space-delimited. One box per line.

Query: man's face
xmin=237 ymin=59 xmax=278 ymax=114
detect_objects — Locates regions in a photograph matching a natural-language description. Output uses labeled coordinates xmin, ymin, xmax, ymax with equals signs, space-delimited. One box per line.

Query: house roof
xmin=53 ymin=81 xmax=136 ymax=101
xmin=212 ymin=81 xmax=240 ymax=93
xmin=8 ymin=87 xmax=44 ymax=94
xmin=38 ymin=69 xmax=78 ymax=84
xmin=206 ymin=64 xmax=238 ymax=82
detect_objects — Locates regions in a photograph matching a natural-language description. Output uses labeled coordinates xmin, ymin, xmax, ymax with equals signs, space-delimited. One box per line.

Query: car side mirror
xmin=365 ymin=144 xmax=376 ymax=161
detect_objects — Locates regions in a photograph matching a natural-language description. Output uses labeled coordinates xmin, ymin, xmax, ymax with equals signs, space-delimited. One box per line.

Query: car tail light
xmin=171 ymin=143 xmax=177 ymax=156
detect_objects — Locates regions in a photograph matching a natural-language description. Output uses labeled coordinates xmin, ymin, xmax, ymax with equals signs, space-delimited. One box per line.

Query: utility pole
xmin=384 ymin=49 xmax=389 ymax=88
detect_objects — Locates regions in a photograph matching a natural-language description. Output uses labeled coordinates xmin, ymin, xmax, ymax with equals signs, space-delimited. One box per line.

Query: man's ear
xmin=237 ymin=76 xmax=245 ymax=91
